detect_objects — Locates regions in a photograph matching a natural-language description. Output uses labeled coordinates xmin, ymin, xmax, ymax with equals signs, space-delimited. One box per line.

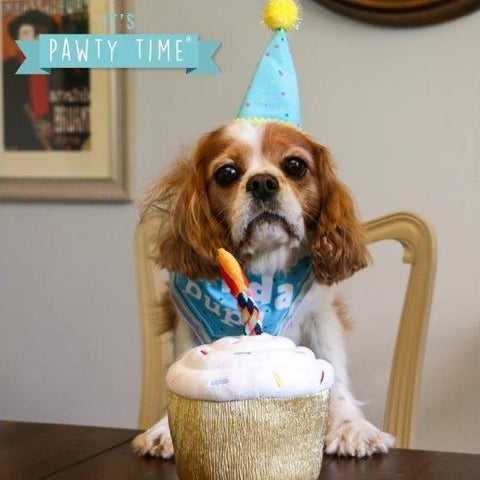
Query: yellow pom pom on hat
xmin=236 ymin=0 xmax=302 ymax=129
xmin=263 ymin=0 xmax=300 ymax=31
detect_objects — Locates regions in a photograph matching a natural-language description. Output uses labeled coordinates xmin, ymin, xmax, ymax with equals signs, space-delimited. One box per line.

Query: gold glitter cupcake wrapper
xmin=168 ymin=390 xmax=330 ymax=480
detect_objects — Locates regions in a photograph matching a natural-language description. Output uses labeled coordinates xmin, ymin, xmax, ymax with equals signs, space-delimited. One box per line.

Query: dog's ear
xmin=310 ymin=144 xmax=370 ymax=285
xmin=141 ymin=139 xmax=228 ymax=279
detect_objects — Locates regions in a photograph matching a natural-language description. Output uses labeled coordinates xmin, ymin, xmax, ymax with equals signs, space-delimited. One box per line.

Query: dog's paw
xmin=325 ymin=417 xmax=395 ymax=458
xmin=131 ymin=420 xmax=174 ymax=459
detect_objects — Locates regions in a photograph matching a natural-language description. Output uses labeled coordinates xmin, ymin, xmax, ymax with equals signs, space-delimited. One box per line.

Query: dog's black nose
xmin=246 ymin=174 xmax=279 ymax=201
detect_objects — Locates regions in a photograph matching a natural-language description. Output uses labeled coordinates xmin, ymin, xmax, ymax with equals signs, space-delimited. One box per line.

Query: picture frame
xmin=0 ymin=0 xmax=131 ymax=202
xmin=314 ymin=0 xmax=480 ymax=27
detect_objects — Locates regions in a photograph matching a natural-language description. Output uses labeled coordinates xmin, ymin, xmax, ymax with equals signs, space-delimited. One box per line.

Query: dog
xmin=132 ymin=119 xmax=395 ymax=458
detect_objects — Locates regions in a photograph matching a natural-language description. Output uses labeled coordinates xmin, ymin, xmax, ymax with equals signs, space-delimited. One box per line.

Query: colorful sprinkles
xmin=272 ymin=371 xmax=283 ymax=388
xmin=211 ymin=378 xmax=229 ymax=386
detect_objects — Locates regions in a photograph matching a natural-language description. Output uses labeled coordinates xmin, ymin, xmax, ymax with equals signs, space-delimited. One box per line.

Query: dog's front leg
xmin=132 ymin=414 xmax=173 ymax=458
xmin=288 ymin=291 xmax=395 ymax=457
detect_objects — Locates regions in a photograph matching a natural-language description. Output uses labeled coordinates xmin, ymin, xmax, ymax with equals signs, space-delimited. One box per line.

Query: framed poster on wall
xmin=0 ymin=0 xmax=130 ymax=201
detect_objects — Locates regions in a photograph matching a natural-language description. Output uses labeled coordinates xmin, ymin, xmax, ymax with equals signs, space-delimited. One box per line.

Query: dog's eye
xmin=215 ymin=164 xmax=240 ymax=187
xmin=282 ymin=157 xmax=307 ymax=178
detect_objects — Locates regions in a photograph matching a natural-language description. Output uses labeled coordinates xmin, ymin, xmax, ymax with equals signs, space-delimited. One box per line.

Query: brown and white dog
xmin=132 ymin=119 xmax=395 ymax=458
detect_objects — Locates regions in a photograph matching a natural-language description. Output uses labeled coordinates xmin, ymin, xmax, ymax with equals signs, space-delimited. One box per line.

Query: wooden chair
xmin=134 ymin=211 xmax=437 ymax=448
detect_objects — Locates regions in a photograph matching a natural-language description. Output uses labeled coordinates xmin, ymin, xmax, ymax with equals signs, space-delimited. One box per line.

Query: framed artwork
xmin=314 ymin=0 xmax=480 ymax=26
xmin=0 ymin=0 xmax=130 ymax=202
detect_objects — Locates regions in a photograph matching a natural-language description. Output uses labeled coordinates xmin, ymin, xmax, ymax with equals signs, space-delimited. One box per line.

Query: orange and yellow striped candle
xmin=217 ymin=248 xmax=263 ymax=336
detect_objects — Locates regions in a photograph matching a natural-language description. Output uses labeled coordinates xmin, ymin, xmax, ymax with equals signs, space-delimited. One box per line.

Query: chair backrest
xmin=135 ymin=211 xmax=437 ymax=448
xmin=363 ymin=212 xmax=436 ymax=447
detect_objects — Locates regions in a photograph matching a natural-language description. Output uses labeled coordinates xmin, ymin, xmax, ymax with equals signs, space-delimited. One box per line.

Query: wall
xmin=1 ymin=0 xmax=478 ymax=453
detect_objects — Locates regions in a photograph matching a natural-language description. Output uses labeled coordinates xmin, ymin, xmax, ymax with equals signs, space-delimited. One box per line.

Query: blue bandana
xmin=170 ymin=256 xmax=314 ymax=344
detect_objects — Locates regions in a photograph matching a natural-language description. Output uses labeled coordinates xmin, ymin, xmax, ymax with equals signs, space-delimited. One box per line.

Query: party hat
xmin=236 ymin=0 xmax=302 ymax=129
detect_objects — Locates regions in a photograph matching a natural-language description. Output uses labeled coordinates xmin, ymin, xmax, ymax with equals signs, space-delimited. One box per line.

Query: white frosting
xmin=167 ymin=334 xmax=334 ymax=401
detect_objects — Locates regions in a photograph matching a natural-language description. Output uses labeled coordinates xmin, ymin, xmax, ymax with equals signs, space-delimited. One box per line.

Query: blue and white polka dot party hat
xmin=236 ymin=0 xmax=302 ymax=129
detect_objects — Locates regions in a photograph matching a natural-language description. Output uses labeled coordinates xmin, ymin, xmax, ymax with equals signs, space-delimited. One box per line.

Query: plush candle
xmin=217 ymin=248 xmax=263 ymax=336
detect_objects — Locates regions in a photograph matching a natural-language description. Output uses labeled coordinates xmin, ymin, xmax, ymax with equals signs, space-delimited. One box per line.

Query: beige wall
xmin=1 ymin=1 xmax=478 ymax=453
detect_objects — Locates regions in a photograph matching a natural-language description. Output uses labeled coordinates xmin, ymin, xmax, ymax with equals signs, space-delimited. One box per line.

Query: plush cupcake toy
xmin=167 ymin=248 xmax=334 ymax=480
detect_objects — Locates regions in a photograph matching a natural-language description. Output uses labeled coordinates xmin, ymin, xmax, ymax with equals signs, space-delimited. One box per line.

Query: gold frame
xmin=0 ymin=0 xmax=131 ymax=202
xmin=314 ymin=0 xmax=480 ymax=26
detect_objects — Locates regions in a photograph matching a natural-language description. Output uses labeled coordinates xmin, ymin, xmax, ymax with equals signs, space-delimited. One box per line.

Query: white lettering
xmin=136 ymin=38 xmax=143 ymax=59
xmin=49 ymin=39 xmax=57 ymax=62
xmin=94 ymin=38 xmax=102 ymax=59
xmin=107 ymin=40 xmax=117 ymax=63
xmin=75 ymin=39 xmax=89 ymax=62
xmin=61 ymin=38 xmax=71 ymax=61
xmin=274 ymin=284 xmax=294 ymax=310
xmin=185 ymin=280 xmax=202 ymax=300
xmin=249 ymin=275 xmax=273 ymax=304
xmin=222 ymin=309 xmax=242 ymax=327
xmin=175 ymin=39 xmax=183 ymax=62
xmin=158 ymin=39 xmax=170 ymax=61
xmin=203 ymin=296 xmax=220 ymax=315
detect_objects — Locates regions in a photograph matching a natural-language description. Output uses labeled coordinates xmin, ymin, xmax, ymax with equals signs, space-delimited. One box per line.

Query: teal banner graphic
xmin=16 ymin=34 xmax=221 ymax=75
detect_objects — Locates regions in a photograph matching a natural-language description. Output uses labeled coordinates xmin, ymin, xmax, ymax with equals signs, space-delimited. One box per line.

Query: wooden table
xmin=2 ymin=421 xmax=479 ymax=480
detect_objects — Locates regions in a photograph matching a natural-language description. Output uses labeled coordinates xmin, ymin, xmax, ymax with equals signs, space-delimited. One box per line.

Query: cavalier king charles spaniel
xmin=132 ymin=119 xmax=395 ymax=458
